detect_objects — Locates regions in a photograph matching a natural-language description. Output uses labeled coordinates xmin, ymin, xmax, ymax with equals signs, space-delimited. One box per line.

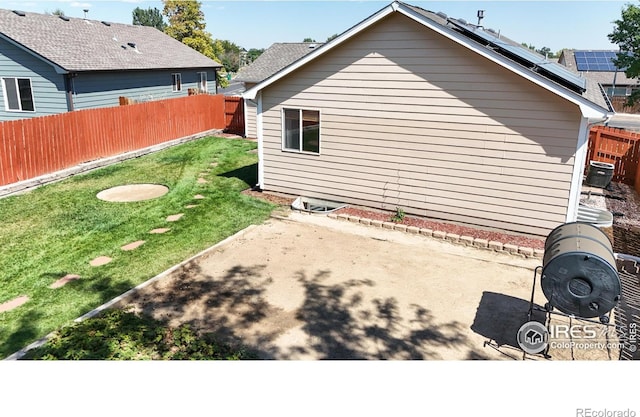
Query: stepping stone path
xmin=0 ymin=295 xmax=29 ymax=313
xmin=166 ymin=213 xmax=184 ymax=222
xmin=194 ymin=194 xmax=205 ymax=200
xmin=149 ymin=228 xmax=170 ymax=234
xmin=50 ymin=274 xmax=81 ymax=289
xmin=90 ymin=256 xmax=112 ymax=267
xmin=121 ymin=240 xmax=145 ymax=251
xmin=197 ymin=178 xmax=208 ymax=184
xmin=186 ymin=204 xmax=198 ymax=209
xmin=210 ymin=162 xmax=218 ymax=167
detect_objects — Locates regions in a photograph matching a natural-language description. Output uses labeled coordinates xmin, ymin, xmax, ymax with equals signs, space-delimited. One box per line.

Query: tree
xmin=45 ymin=8 xmax=65 ymax=16
xmin=217 ymin=40 xmax=242 ymax=73
xmin=132 ymin=7 xmax=166 ymax=31
xmin=161 ymin=0 xmax=227 ymax=87
xmin=303 ymin=37 xmax=316 ymax=43
xmin=536 ymin=46 xmax=554 ymax=58
xmin=246 ymin=48 xmax=264 ymax=63
xmin=609 ymin=3 xmax=640 ymax=104
xmin=326 ymin=33 xmax=338 ymax=42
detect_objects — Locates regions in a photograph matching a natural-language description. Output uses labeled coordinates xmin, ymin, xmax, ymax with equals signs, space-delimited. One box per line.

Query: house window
xmin=197 ymin=72 xmax=207 ymax=93
xmin=2 ymin=77 xmax=35 ymax=112
xmin=606 ymin=86 xmax=630 ymax=97
xmin=172 ymin=73 xmax=182 ymax=92
xmin=283 ymin=108 xmax=320 ymax=154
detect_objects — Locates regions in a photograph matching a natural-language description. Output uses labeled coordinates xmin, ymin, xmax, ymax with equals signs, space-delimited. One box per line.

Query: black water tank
xmin=541 ymin=222 xmax=620 ymax=318
xmin=585 ymin=161 xmax=615 ymax=188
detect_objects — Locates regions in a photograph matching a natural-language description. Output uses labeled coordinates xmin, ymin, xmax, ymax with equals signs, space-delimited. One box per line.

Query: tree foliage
xmin=132 ymin=7 xmax=166 ymax=31
xmin=303 ymin=37 xmax=316 ymax=43
xmin=161 ymin=0 xmax=227 ymax=87
xmin=609 ymin=3 xmax=640 ymax=104
xmin=218 ymin=39 xmax=242 ymax=73
xmin=246 ymin=48 xmax=265 ymax=63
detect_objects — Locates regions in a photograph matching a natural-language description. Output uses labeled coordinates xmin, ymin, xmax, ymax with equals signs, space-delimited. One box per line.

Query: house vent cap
xmin=12 ymin=10 xmax=26 ymax=17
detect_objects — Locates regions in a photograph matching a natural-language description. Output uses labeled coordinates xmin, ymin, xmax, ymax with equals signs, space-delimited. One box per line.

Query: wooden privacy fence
xmin=0 ymin=94 xmax=226 ymax=187
xmin=585 ymin=125 xmax=640 ymax=193
xmin=224 ymin=96 xmax=245 ymax=136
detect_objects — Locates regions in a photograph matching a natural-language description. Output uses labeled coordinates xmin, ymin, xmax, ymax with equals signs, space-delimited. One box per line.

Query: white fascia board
xmin=395 ymin=4 xmax=609 ymax=120
xmin=243 ymin=2 xmax=397 ymax=100
xmin=566 ymin=117 xmax=591 ymax=223
xmin=0 ymin=33 xmax=68 ymax=74
xmin=244 ymin=1 xmax=609 ymax=119
xmin=256 ymin=91 xmax=265 ymax=189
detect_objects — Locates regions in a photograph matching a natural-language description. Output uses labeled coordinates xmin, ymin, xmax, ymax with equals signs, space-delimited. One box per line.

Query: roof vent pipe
xmin=127 ymin=42 xmax=136 ymax=48
xmin=12 ymin=10 xmax=26 ymax=17
xmin=477 ymin=10 xmax=485 ymax=26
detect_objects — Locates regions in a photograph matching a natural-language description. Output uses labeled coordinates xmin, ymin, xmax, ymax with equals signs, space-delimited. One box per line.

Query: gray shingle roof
xmin=559 ymin=49 xmax=638 ymax=86
xmin=235 ymin=43 xmax=322 ymax=83
xmin=0 ymin=8 xmax=222 ymax=72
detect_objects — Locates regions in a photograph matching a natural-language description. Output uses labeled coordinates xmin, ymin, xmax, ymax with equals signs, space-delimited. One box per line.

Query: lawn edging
xmin=328 ymin=212 xmax=545 ymax=259
xmin=4 ymin=224 xmax=258 ymax=361
xmin=0 ymin=128 xmax=223 ymax=199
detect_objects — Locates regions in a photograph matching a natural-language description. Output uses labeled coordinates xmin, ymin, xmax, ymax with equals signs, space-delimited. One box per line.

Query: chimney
xmin=477 ymin=10 xmax=484 ymax=26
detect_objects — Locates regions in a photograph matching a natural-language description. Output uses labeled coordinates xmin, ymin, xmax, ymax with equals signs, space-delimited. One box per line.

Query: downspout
xmin=256 ymin=91 xmax=264 ymax=190
xmin=566 ymin=114 xmax=612 ymax=223
xmin=64 ymin=72 xmax=76 ymax=111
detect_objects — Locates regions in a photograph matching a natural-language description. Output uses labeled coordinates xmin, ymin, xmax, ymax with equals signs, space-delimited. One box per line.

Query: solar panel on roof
xmin=447 ymin=18 xmax=586 ymax=92
xmin=574 ymin=51 xmax=621 ymax=72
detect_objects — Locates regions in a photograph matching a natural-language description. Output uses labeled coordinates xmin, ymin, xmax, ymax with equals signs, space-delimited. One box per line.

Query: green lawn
xmin=0 ymin=136 xmax=274 ymax=358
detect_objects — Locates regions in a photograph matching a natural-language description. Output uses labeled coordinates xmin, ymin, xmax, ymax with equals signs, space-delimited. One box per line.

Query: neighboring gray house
xmin=244 ymin=1 xmax=613 ymax=236
xmin=558 ymin=49 xmax=638 ymax=98
xmin=236 ymin=43 xmax=321 ymax=137
xmin=0 ymin=8 xmax=222 ymax=121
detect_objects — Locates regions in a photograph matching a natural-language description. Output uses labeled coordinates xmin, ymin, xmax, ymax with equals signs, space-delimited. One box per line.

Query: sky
xmin=0 ymin=0 xmax=633 ymax=52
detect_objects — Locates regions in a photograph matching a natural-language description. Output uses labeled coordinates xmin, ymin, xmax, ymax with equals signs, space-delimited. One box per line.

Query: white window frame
xmin=197 ymin=72 xmax=207 ymax=93
xmin=281 ymin=107 xmax=321 ymax=155
xmin=171 ymin=73 xmax=182 ymax=92
xmin=2 ymin=77 xmax=36 ymax=112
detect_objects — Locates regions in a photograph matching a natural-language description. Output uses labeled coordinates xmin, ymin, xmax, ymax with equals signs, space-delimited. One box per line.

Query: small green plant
xmin=391 ymin=206 xmax=405 ymax=223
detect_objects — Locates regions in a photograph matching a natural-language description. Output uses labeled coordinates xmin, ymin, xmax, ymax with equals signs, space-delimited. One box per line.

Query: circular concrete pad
xmin=97 ymin=184 xmax=169 ymax=202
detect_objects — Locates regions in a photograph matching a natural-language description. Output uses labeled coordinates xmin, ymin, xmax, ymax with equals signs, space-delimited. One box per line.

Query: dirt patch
xmin=111 ymin=214 xmax=622 ymax=360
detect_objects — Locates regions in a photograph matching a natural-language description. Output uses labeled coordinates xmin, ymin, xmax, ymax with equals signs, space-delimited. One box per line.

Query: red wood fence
xmin=224 ymin=96 xmax=245 ymax=136
xmin=585 ymin=125 xmax=640 ymax=194
xmin=0 ymin=94 xmax=227 ymax=187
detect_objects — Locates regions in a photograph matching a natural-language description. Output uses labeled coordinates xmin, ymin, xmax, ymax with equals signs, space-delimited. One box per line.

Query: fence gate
xmin=586 ymin=125 xmax=640 ymax=185
xmin=224 ymin=96 xmax=245 ymax=136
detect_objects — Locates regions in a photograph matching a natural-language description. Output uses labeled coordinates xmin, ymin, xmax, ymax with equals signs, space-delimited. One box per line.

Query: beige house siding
xmin=245 ymin=99 xmax=257 ymax=138
xmin=260 ymin=13 xmax=583 ymax=236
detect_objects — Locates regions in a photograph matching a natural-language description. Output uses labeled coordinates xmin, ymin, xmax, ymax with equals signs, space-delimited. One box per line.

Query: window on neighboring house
xmin=606 ymin=86 xmax=630 ymax=97
xmin=197 ymin=72 xmax=207 ymax=93
xmin=283 ymin=108 xmax=320 ymax=154
xmin=2 ymin=77 xmax=35 ymax=112
xmin=172 ymin=73 xmax=182 ymax=92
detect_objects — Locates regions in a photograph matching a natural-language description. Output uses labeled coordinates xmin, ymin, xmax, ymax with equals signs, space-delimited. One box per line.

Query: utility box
xmin=585 ymin=161 xmax=615 ymax=188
